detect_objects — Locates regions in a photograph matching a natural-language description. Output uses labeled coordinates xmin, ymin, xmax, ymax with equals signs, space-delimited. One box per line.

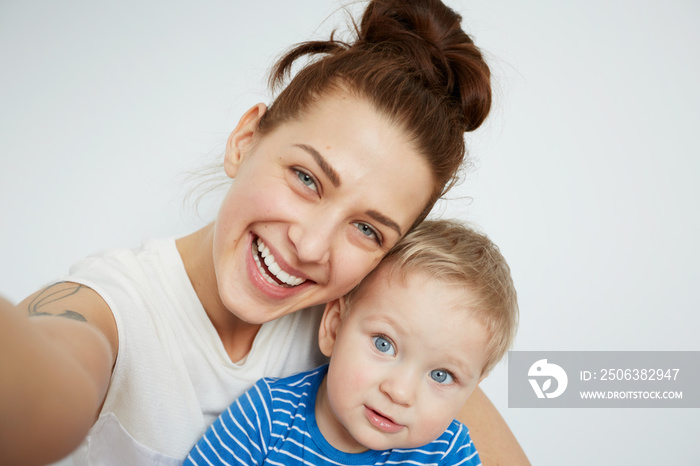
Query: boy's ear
xmin=318 ymin=298 xmax=346 ymax=358
xmin=224 ymin=102 xmax=267 ymax=178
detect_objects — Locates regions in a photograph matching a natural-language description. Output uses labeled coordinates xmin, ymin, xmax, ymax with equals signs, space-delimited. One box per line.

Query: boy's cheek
xmin=346 ymin=361 xmax=372 ymax=390
xmin=416 ymin=401 xmax=462 ymax=443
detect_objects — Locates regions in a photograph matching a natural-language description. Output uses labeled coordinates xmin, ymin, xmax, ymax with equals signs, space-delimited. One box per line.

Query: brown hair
xmin=258 ymin=0 xmax=492 ymax=225
xmin=346 ymin=219 xmax=518 ymax=376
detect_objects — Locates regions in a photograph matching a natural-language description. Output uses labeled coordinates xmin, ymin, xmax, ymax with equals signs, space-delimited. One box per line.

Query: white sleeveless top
xmin=57 ymin=238 xmax=327 ymax=465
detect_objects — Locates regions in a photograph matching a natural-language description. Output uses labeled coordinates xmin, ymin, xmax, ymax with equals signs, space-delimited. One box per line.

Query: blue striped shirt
xmin=185 ymin=365 xmax=481 ymax=465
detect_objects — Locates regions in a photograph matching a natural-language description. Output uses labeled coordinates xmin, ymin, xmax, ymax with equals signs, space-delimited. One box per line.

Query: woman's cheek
xmin=329 ymin=260 xmax=371 ymax=298
xmin=339 ymin=238 xmax=385 ymax=286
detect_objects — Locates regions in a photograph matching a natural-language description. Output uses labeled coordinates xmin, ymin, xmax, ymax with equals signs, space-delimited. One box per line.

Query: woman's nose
xmin=287 ymin=212 xmax=335 ymax=264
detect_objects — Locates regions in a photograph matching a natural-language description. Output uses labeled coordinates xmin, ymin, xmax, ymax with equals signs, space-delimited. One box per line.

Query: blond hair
xmin=346 ymin=219 xmax=518 ymax=376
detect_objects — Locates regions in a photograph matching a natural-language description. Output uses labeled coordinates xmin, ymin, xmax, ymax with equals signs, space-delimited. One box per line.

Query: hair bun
xmin=262 ymin=0 xmax=493 ymax=216
xmin=357 ymin=0 xmax=491 ymax=131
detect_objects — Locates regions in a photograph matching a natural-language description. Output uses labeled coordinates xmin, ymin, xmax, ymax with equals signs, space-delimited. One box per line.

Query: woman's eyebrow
xmin=293 ymin=144 xmax=340 ymax=187
xmin=366 ymin=210 xmax=402 ymax=237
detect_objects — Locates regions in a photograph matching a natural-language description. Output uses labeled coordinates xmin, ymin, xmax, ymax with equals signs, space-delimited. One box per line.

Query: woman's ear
xmin=318 ymin=298 xmax=346 ymax=357
xmin=224 ymin=102 xmax=267 ymax=178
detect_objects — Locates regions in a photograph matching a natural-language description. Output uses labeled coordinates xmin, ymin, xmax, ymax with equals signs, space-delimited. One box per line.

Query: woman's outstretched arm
xmin=0 ymin=284 xmax=117 ymax=466
xmin=458 ymin=386 xmax=530 ymax=466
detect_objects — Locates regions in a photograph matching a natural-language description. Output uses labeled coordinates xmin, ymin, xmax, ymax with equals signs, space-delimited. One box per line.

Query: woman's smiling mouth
xmin=253 ymin=237 xmax=306 ymax=287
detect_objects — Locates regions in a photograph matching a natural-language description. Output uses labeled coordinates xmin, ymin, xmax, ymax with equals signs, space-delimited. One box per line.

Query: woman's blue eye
xmin=353 ymin=222 xmax=379 ymax=241
xmin=295 ymin=170 xmax=318 ymax=192
xmin=372 ymin=336 xmax=396 ymax=356
xmin=430 ymin=370 xmax=454 ymax=384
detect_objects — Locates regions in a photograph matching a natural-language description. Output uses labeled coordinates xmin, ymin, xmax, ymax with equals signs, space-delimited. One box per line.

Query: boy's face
xmin=316 ymin=267 xmax=490 ymax=453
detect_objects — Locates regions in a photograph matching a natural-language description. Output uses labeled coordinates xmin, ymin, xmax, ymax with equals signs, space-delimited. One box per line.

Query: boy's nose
xmin=379 ymin=370 xmax=417 ymax=406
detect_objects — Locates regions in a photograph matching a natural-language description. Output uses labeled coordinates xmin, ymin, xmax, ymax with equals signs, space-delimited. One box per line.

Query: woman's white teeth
xmin=255 ymin=238 xmax=305 ymax=287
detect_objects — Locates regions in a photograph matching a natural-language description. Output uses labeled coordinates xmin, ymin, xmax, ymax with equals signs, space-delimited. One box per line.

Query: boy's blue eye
xmin=430 ymin=370 xmax=454 ymax=384
xmin=372 ymin=336 xmax=396 ymax=356
xmin=295 ymin=169 xmax=318 ymax=192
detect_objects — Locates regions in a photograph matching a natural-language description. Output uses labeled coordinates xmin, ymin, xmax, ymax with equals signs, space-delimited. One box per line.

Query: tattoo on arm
xmin=27 ymin=283 xmax=88 ymax=322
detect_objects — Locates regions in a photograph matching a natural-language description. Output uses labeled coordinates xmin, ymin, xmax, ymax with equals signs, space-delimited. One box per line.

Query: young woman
xmin=0 ymin=1 xmax=529 ymax=465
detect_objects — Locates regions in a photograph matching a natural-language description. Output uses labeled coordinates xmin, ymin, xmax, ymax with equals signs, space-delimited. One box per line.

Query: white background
xmin=1 ymin=1 xmax=698 ymax=464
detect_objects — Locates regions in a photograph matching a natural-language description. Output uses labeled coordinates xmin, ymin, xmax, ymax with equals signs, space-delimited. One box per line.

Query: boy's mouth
xmin=364 ymin=406 xmax=404 ymax=434
xmin=252 ymin=237 xmax=307 ymax=287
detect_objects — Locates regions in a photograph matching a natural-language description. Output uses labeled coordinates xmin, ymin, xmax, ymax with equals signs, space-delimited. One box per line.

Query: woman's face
xmin=213 ymin=92 xmax=434 ymax=324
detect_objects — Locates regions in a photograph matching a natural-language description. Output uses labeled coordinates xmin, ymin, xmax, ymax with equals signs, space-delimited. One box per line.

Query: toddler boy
xmin=185 ymin=219 xmax=518 ymax=465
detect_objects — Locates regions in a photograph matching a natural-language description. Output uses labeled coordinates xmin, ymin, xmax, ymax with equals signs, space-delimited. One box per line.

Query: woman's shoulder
xmin=64 ymin=237 xmax=193 ymax=313
xmin=67 ymin=237 xmax=178 ymax=277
